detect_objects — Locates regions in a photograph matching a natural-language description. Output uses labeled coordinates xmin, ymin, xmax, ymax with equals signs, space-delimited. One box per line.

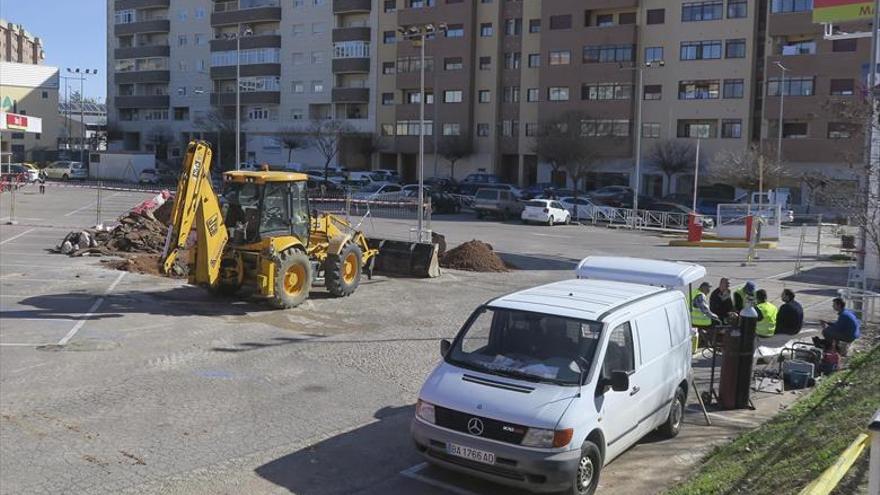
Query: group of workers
xmin=689 ymin=278 xmax=861 ymax=350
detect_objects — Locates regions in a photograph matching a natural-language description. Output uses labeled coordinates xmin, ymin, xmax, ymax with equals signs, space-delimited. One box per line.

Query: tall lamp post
xmin=397 ymin=23 xmax=447 ymax=243
xmin=773 ymin=61 xmax=788 ymax=204
xmin=235 ymin=25 xmax=253 ymax=171
xmin=67 ymin=68 xmax=99 ymax=224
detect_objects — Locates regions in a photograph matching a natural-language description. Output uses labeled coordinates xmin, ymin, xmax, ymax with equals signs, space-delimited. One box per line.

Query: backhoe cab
xmin=161 ymin=140 xmax=377 ymax=308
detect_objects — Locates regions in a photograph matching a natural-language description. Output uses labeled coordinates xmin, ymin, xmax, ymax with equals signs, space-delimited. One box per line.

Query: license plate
xmin=446 ymin=442 xmax=496 ymax=465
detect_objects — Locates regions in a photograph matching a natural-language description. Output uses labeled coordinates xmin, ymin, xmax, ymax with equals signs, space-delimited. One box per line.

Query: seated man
xmin=815 ymin=298 xmax=861 ymax=353
xmin=775 ymin=289 xmax=803 ymax=335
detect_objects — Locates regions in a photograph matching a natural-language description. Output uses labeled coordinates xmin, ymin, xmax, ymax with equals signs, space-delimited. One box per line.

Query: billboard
xmin=0 ymin=112 xmax=42 ymax=133
xmin=813 ymin=0 xmax=875 ymax=23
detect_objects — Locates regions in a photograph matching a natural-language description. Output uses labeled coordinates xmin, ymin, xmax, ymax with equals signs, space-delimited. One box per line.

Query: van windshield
xmin=447 ymin=307 xmax=602 ymax=386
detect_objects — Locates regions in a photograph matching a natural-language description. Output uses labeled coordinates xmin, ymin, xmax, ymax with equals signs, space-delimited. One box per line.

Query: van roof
xmin=488 ymin=278 xmax=665 ymax=322
xmin=576 ymin=256 xmax=706 ymax=288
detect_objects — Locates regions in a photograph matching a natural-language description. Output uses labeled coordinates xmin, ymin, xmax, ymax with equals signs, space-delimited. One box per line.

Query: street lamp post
xmin=235 ymin=25 xmax=253 ymax=171
xmin=67 ymin=68 xmax=99 ymax=224
xmin=773 ymin=61 xmax=788 ymax=204
xmin=398 ymin=23 xmax=447 ymax=243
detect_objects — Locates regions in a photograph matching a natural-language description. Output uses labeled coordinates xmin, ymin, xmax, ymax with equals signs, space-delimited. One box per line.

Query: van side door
xmin=596 ymin=321 xmax=642 ymax=462
xmin=632 ymin=306 xmax=677 ymax=435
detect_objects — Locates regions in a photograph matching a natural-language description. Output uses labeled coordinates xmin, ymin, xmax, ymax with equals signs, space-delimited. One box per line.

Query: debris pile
xmin=440 ymin=240 xmax=509 ymax=272
xmin=55 ymin=213 xmax=168 ymax=256
xmin=102 ymin=254 xmax=168 ymax=276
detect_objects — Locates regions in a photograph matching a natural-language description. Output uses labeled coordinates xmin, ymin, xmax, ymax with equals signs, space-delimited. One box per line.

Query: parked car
xmin=425 ymin=177 xmax=459 ymax=193
xmin=44 ymin=161 xmax=88 ymax=180
xmin=661 ymin=193 xmax=693 ymax=207
xmin=521 ymin=199 xmax=571 ymax=226
xmin=559 ymin=196 xmax=616 ymax=219
xmin=0 ymin=163 xmax=29 ymax=183
xmin=472 ymin=188 xmax=523 ymax=220
xmin=648 ymin=201 xmax=715 ymax=229
xmin=520 ymin=182 xmax=556 ymax=200
xmin=20 ymin=163 xmax=40 ymax=182
xmin=412 ymin=256 xmax=702 ymax=495
xmin=459 ymin=173 xmax=503 ymax=196
xmin=617 ymin=192 xmax=656 ymax=210
xmin=347 ymin=171 xmax=383 ymax=186
xmin=429 ymin=191 xmax=462 ymax=214
xmin=371 ymin=169 xmax=401 ymax=184
xmin=587 ymin=185 xmax=633 ymax=206
xmin=695 ymin=198 xmax=729 ymax=218
xmin=157 ymin=168 xmax=178 ymax=184
xmin=138 ymin=168 xmax=160 ymax=184
xmin=352 ymin=182 xmax=404 ymax=201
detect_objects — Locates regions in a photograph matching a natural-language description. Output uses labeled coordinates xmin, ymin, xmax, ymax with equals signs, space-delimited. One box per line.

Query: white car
xmin=559 ymin=197 xmax=615 ymax=219
xmin=138 ymin=168 xmax=159 ymax=184
xmin=44 ymin=161 xmax=88 ymax=180
xmin=352 ymin=182 xmax=403 ymax=201
xmin=521 ymin=199 xmax=571 ymax=226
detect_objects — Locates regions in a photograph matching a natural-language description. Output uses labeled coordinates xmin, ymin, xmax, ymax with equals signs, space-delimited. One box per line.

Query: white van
xmin=412 ymin=256 xmax=705 ymax=495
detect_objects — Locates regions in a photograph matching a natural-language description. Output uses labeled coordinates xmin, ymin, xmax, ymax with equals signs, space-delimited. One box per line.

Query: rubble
xmin=440 ymin=240 xmax=510 ymax=272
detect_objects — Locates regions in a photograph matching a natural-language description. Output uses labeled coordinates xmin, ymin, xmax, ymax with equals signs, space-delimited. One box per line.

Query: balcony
xmin=115 ymin=70 xmax=170 ymax=84
xmin=115 ymin=19 xmax=170 ymax=35
xmin=584 ymin=0 xmax=638 ymax=9
xmin=211 ymin=5 xmax=282 ymax=26
xmin=115 ymin=0 xmax=170 ymax=9
xmin=210 ymin=33 xmax=281 ymax=51
xmin=332 ymin=26 xmax=371 ymax=43
xmin=114 ymin=95 xmax=170 ymax=109
xmin=114 ymin=45 xmax=170 ymax=59
xmin=333 ymin=0 xmax=371 ymax=13
xmin=210 ymin=64 xmax=281 ymax=79
xmin=210 ymin=91 xmax=281 ymax=105
xmin=332 ymin=57 xmax=370 ymax=73
xmin=332 ymin=87 xmax=370 ymax=103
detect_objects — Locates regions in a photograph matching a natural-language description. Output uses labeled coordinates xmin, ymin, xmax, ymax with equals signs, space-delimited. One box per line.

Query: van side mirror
xmin=440 ymin=339 xmax=451 ymax=357
xmin=610 ymin=371 xmax=630 ymax=392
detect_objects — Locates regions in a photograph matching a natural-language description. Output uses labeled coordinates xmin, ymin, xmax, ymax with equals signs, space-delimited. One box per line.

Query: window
xmin=477 ymin=123 xmax=490 ymax=137
xmin=504 ymin=52 xmax=521 ymax=69
xmin=644 ymin=84 xmax=662 ymax=100
xmin=619 ymin=12 xmax=637 ymax=24
xmin=781 ymin=39 xmax=816 ymax=55
xmin=478 ymin=90 xmax=491 ymax=103
xmin=312 ymin=80 xmax=324 ymax=93
xmin=679 ymin=80 xmax=720 ymax=99
xmin=194 ymin=34 xmax=206 ymax=46
xmin=527 ymin=88 xmax=539 ymax=102
xmin=292 ymin=52 xmax=305 ymax=65
xmin=311 ymin=51 xmax=324 ymax=64
xmin=767 ymin=76 xmax=815 ymax=96
xmin=195 ymin=7 xmax=205 ymax=18
xmin=782 ymin=122 xmax=808 ymax=138
xmin=596 ymin=14 xmax=614 ymax=27
xmin=645 ymin=46 xmax=664 ymax=63
xmin=177 ymin=9 xmax=188 ymax=21
xmin=528 ymin=19 xmax=541 ymax=33
xmin=583 ymin=44 xmax=635 ymax=63
xmin=292 ymin=81 xmax=305 ymax=93
xmin=383 ymin=31 xmax=396 ymax=43
xmin=528 ymin=53 xmax=541 ymax=67
xmin=505 ymin=18 xmax=522 ymax=36
xmin=725 ymin=39 xmax=746 ymax=58
xmin=173 ymin=107 xmax=190 ymax=121
xmin=525 ymin=123 xmax=538 ymax=137
xmin=178 ymin=34 xmax=188 ymax=46
xmin=727 ymin=0 xmax=747 ymax=18
xmin=583 ymin=83 xmax=632 ymax=100
xmin=503 ymin=86 xmax=520 ymax=103
xmin=41 ymin=91 xmax=48 ymax=99
xmin=384 ymin=0 xmax=396 ymax=12
xmin=395 ymin=120 xmax=433 ymax=136
xmin=382 ymin=62 xmax=395 ymax=74
xmin=682 ymin=1 xmax=723 ymax=21
xmin=292 ymin=24 xmax=304 ymax=36
xmin=680 ymin=40 xmax=722 ymax=60
xmin=602 ymin=323 xmax=635 ymax=376
xmin=548 ymin=87 xmax=570 ymax=101
xmin=721 ymin=119 xmax=742 ymax=138
xmin=549 ymin=50 xmax=571 ymax=65
xmin=723 ymin=79 xmax=744 ymax=98
xmin=382 ymin=92 xmax=394 ymax=105
xmin=832 ymin=39 xmax=857 ymax=52
xmin=312 ymin=22 xmax=327 ymax=34
xmin=771 ymin=0 xmax=813 ymax=13
xmin=480 ymin=23 xmax=494 ymax=37
xmin=549 ymin=14 xmax=572 ymax=30
xmin=248 ymin=106 xmax=276 ymax=121
xmin=446 ymin=24 xmax=464 ymax=37
xmin=643 ymin=123 xmax=661 ymax=138
xmin=114 ymin=9 xmax=135 ymax=24
xmin=443 ymin=123 xmax=461 ymax=136
xmin=294 ymin=0 xmax=304 ymax=6
xmin=381 ymin=123 xmax=395 ymax=136
xmin=444 ymin=57 xmax=463 ymax=70
xmin=479 ymin=56 xmax=491 ymax=70
xmin=677 ymin=119 xmax=717 ymax=138
xmin=830 ymin=79 xmax=855 ymax=96
xmin=144 ymin=109 xmax=169 ymax=121
xmin=646 ymin=8 xmax=665 ymax=24
xmin=828 ymin=122 xmax=859 ymax=139
xmin=444 ymin=90 xmax=463 ymax=103
xmin=501 ymin=120 xmax=519 ymax=137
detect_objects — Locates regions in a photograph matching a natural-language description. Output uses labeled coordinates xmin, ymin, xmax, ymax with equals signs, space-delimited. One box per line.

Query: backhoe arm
xmin=161 ymin=141 xmax=229 ymax=287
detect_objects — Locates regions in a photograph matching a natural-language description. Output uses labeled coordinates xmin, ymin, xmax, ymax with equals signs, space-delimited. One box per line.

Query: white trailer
xmin=88 ymin=152 xmax=155 ymax=182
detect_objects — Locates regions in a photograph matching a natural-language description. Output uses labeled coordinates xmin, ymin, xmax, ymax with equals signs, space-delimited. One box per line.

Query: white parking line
xmin=531 ymin=233 xmax=568 ymax=238
xmin=399 ymin=462 xmax=482 ymax=495
xmin=0 ymin=228 xmax=36 ymax=246
xmin=57 ymin=271 xmax=126 ymax=346
xmin=63 ymin=192 xmax=122 ymax=217
xmin=0 ymin=342 xmax=51 ymax=347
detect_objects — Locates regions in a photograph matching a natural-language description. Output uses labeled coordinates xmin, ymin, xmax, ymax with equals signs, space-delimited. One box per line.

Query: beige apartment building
xmin=0 ymin=19 xmax=45 ymax=65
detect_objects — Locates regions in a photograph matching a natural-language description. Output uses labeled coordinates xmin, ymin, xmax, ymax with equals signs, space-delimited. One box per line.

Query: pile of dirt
xmin=55 ymin=212 xmax=169 ymax=257
xmin=440 ymin=240 xmax=509 ymax=272
xmin=102 ymin=254 xmax=165 ymax=276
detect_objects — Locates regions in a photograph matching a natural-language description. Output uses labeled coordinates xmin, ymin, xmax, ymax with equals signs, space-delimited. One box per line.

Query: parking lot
xmin=0 ymin=184 xmax=849 ymax=494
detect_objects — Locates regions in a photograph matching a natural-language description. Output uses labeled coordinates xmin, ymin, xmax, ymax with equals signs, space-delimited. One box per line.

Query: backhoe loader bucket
xmin=366 ymin=238 xmax=440 ymax=278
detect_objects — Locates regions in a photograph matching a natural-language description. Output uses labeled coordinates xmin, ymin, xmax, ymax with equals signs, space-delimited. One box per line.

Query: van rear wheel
xmin=567 ymin=441 xmax=601 ymax=495
xmin=658 ymin=387 xmax=686 ymax=438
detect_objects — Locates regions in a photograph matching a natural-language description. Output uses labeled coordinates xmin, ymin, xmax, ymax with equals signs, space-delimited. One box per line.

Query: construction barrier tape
xmin=797 ymin=433 xmax=869 ymax=495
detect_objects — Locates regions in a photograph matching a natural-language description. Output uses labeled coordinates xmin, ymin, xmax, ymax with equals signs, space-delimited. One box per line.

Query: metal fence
xmin=310 ymin=192 xmax=428 ymax=221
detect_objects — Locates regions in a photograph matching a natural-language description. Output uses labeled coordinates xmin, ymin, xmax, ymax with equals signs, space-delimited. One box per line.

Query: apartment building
xmin=107 ymin=0 xmax=376 ymax=167
xmin=0 ymin=19 xmax=45 ymax=65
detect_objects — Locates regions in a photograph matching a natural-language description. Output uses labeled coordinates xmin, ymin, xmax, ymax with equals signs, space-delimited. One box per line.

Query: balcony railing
xmin=214 ymin=0 xmax=279 ymax=12
xmin=333 ymin=41 xmax=370 ymax=59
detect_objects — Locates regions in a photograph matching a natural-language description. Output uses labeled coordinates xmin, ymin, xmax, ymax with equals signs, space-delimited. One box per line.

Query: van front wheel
xmin=658 ymin=387 xmax=686 ymax=438
xmin=567 ymin=441 xmax=601 ymax=495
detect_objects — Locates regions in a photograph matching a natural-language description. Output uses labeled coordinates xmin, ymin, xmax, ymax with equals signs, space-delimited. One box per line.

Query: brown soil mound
xmin=153 ymin=200 xmax=173 ymax=225
xmin=102 ymin=252 xmax=187 ymax=277
xmin=440 ymin=240 xmax=509 ymax=272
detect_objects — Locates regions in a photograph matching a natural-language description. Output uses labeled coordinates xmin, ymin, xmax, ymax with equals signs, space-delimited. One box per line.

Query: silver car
xmin=44 ymin=161 xmax=88 ymax=180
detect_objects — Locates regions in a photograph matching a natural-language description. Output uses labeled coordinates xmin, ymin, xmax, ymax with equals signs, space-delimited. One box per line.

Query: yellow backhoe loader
xmin=160 ymin=140 xmax=378 ymax=308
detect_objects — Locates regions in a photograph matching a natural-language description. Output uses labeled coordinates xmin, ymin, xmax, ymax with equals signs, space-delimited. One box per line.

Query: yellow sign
xmin=813 ymin=0 xmax=874 ymax=23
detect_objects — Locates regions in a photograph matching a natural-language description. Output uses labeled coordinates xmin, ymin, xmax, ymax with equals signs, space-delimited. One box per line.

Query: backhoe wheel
xmin=325 ymin=243 xmax=363 ymax=297
xmin=272 ymin=250 xmax=312 ymax=309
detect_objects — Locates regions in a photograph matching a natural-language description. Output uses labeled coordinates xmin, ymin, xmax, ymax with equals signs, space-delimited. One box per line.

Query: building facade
xmin=0 ymin=62 xmax=60 ymax=163
xmin=0 ymin=19 xmax=45 ymax=65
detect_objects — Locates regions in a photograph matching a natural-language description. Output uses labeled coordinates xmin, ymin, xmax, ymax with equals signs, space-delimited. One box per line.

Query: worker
xmin=754 ymin=289 xmax=778 ymax=337
xmin=814 ymin=298 xmax=861 ymax=354
xmin=775 ymin=289 xmax=803 ymax=335
xmin=690 ymin=282 xmax=720 ymax=328
xmin=38 ymin=169 xmax=46 ymax=195
xmin=734 ymin=281 xmax=757 ymax=312
xmin=710 ymin=277 xmax=736 ymax=324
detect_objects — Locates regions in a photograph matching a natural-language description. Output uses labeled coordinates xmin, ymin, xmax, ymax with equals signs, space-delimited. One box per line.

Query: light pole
xmin=773 ymin=61 xmax=788 ymax=204
xmin=398 ymin=23 xmax=447 ymax=243
xmin=67 ymin=68 xmax=99 ymax=224
xmin=235 ymin=25 xmax=253 ymax=171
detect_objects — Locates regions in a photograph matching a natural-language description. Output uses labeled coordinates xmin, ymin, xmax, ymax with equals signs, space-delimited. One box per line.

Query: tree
xmin=145 ymin=125 xmax=174 ymax=162
xmin=647 ymin=140 xmax=698 ymax=196
xmin=712 ymin=144 xmax=789 ymax=193
xmin=194 ymin=109 xmax=236 ymax=169
xmin=532 ymin=110 xmax=601 ymax=192
xmin=437 ymin=135 xmax=473 ymax=179
xmin=279 ymin=128 xmax=307 ymax=164
xmin=308 ymin=118 xmax=354 ymax=180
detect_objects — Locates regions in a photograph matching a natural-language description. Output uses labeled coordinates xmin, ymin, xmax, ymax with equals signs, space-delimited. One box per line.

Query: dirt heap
xmin=102 ymin=254 xmax=167 ymax=276
xmin=440 ymin=240 xmax=509 ymax=272
xmin=55 ymin=213 xmax=169 ymax=256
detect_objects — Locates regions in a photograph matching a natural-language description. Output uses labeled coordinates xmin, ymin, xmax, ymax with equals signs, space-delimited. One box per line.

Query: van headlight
xmin=415 ymin=399 xmax=436 ymax=424
xmin=521 ymin=427 xmax=574 ymax=448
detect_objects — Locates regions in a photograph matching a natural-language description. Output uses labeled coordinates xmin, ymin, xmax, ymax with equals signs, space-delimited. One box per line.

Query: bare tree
xmin=437 ymin=135 xmax=473 ymax=179
xmin=533 ymin=110 xmax=601 ymax=192
xmin=712 ymin=144 xmax=789 ymax=193
xmin=647 ymin=140 xmax=698 ymax=196
xmin=278 ymin=127 xmax=307 ymax=164
xmin=145 ymin=125 xmax=174 ymax=162
xmin=308 ymin=119 xmax=354 ymax=180
xmin=194 ymin=109 xmax=236 ymax=169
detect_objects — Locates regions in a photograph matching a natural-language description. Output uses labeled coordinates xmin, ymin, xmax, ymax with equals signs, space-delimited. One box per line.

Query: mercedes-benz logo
xmin=467 ymin=417 xmax=484 ymax=436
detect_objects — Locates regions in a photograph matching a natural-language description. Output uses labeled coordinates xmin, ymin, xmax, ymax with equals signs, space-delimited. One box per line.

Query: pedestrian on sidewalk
xmin=38 ymin=169 xmax=46 ymax=194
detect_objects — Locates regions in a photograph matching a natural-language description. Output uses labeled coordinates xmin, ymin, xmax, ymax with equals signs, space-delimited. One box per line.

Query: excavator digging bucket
xmin=366 ymin=238 xmax=440 ymax=278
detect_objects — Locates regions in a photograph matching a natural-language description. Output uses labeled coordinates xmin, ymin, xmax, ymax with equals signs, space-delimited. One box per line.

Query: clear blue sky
xmin=2 ymin=0 xmax=106 ymax=101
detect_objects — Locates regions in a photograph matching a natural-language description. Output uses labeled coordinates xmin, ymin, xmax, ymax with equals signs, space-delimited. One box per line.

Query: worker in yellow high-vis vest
xmin=690 ymin=282 xmax=720 ymax=328
xmin=754 ymin=289 xmax=779 ymax=337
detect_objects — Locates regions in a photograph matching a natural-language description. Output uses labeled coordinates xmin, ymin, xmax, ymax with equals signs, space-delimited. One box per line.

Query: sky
xmin=1 ymin=0 xmax=107 ymax=101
